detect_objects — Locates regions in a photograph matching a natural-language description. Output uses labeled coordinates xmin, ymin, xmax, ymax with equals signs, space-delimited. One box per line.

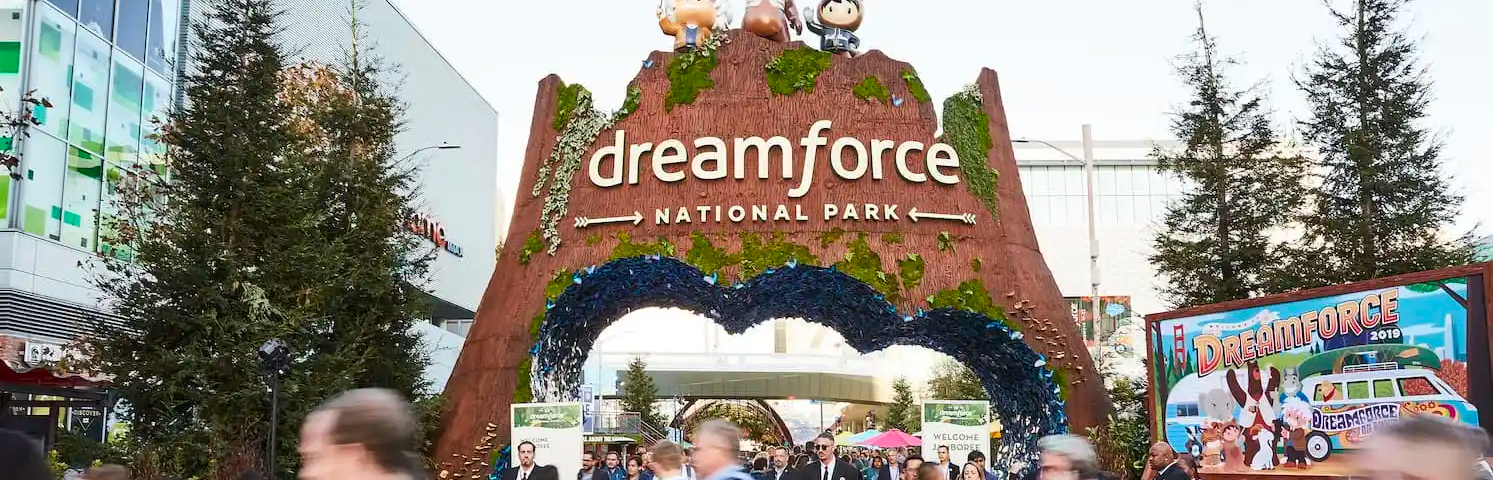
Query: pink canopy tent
xmin=858 ymin=429 xmax=921 ymax=448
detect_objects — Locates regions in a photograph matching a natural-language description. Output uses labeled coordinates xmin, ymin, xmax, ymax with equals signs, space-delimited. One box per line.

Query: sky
xmin=388 ymin=0 xmax=1491 ymax=238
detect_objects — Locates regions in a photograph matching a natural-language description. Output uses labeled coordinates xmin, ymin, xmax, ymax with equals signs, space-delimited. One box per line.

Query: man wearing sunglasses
xmin=792 ymin=433 xmax=864 ymax=480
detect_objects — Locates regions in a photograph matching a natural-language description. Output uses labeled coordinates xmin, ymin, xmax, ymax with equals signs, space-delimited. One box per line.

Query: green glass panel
xmin=0 ymin=177 xmax=9 ymax=223
xmin=62 ymin=210 xmax=80 ymax=227
xmin=0 ymin=42 xmax=21 ymax=74
xmin=50 ymin=205 xmax=62 ymax=219
xmin=39 ymin=23 xmax=62 ymax=60
xmin=24 ymin=206 xmax=48 ymax=234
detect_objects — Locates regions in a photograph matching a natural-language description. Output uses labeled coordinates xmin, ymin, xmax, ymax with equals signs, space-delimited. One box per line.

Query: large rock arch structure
xmin=437 ymin=30 xmax=1109 ymax=475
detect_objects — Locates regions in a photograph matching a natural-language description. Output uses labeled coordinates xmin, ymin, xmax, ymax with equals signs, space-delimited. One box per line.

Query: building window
xmin=69 ymin=29 xmax=109 ymax=153
xmin=105 ymin=52 xmax=143 ymax=164
xmin=20 ymin=134 xmax=67 ymax=239
xmin=443 ymin=320 xmax=474 ymax=338
xmin=115 ymin=0 xmax=148 ymax=61
xmin=43 ymin=0 xmax=79 ymax=18
xmin=62 ymin=146 xmax=102 ymax=249
xmin=29 ymin=5 xmax=76 ymax=140
xmin=145 ymin=0 xmax=181 ymax=76
xmin=78 ymin=0 xmax=113 ymax=40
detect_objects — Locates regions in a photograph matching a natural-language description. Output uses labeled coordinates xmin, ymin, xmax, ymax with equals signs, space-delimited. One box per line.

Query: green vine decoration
xmin=685 ymin=232 xmax=738 ymax=274
xmin=927 ymin=279 xmax=1015 ymax=331
xmin=937 ymin=231 xmax=955 ymax=252
xmin=971 ymin=257 xmax=983 ymax=272
xmin=852 ymin=75 xmax=891 ymax=104
xmin=611 ymin=231 xmax=677 ymax=259
xmin=765 ymin=47 xmax=832 ymax=96
xmin=519 ymin=230 xmax=543 ymax=265
xmin=546 ymin=269 xmax=575 ymax=299
xmin=1050 ymin=367 xmax=1071 ymax=400
xmin=665 ymin=33 xmax=725 ymax=111
xmin=514 ymin=311 xmax=546 ymax=403
xmin=739 ymin=232 xmax=818 ymax=278
xmin=552 ymin=82 xmax=585 ymax=131
xmin=586 ymin=234 xmax=602 ymax=246
xmin=880 ymin=232 xmax=904 ymax=244
xmin=832 ymin=233 xmax=901 ymax=303
xmin=614 ymin=84 xmax=643 ymax=122
xmin=533 ymin=86 xmax=615 ymax=254
xmin=901 ymin=70 xmax=931 ymax=103
xmin=819 ymin=228 xmax=846 ymax=248
xmin=942 ymin=84 xmax=1000 ymax=219
xmin=898 ymin=253 xmax=925 ymax=290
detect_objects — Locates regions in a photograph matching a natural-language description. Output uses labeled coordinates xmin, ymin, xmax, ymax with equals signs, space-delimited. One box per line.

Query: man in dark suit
xmin=595 ymin=450 xmax=627 ymax=480
xmin=1146 ymin=443 xmax=1188 ymax=480
xmin=793 ymin=433 xmax=864 ymax=480
xmin=758 ymin=446 xmax=793 ymax=480
xmin=877 ymin=454 xmax=913 ymax=480
xmin=505 ymin=441 xmax=561 ymax=480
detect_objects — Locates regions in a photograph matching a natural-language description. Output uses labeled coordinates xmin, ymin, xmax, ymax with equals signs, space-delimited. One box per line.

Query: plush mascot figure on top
xmin=802 ymin=0 xmax=862 ymax=56
xmin=742 ymin=0 xmax=803 ymax=42
xmin=659 ymin=0 xmax=735 ymax=52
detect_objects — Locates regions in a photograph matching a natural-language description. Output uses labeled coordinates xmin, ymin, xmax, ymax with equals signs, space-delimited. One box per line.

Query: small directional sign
xmin=908 ymin=207 xmax=976 ymax=225
xmin=574 ymin=211 xmax=644 ymax=228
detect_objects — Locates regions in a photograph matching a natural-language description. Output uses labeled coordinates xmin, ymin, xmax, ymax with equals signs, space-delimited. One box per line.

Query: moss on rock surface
xmin=898 ymin=253 xmax=926 ymax=289
xmin=942 ymin=87 xmax=1000 ymax=219
xmin=552 ymin=82 xmax=586 ymax=131
xmin=739 ymin=233 xmax=817 ymax=278
xmin=765 ymin=47 xmax=832 ymax=96
xmin=611 ymin=232 xmax=677 ymax=259
xmin=685 ymin=232 xmax=738 ymax=274
xmin=614 ymin=84 xmax=643 ymax=122
xmin=853 ymin=75 xmax=891 ymax=104
xmin=519 ymin=230 xmax=544 ymax=265
xmin=927 ymin=278 xmax=1013 ymax=330
xmin=901 ymin=70 xmax=932 ymax=103
xmin=833 ymin=233 xmax=901 ymax=302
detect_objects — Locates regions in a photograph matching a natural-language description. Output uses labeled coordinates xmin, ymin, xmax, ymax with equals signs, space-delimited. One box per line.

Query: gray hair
xmin=693 ymin=419 xmax=743 ymax=453
xmin=1377 ymin=414 xmax=1488 ymax=459
xmin=1038 ymin=434 xmax=1099 ymax=478
xmin=314 ymin=388 xmax=421 ymax=475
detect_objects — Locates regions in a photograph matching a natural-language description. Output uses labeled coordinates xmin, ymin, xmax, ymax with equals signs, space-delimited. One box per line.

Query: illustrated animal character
xmin=1277 ymin=399 xmax=1313 ymax=469
xmin=1248 ymin=425 xmax=1277 ymax=470
xmin=1200 ymin=440 xmax=1223 ymax=469
xmin=1198 ymin=388 xmax=1237 ymax=434
xmin=802 ymin=0 xmax=862 ymax=57
xmin=658 ymin=0 xmax=734 ymax=52
xmin=1219 ymin=422 xmax=1247 ymax=472
xmin=1278 ymin=367 xmax=1311 ymax=406
xmin=1184 ymin=426 xmax=1203 ymax=458
xmin=742 ymin=0 xmax=802 ymax=42
xmin=1227 ymin=362 xmax=1281 ymax=468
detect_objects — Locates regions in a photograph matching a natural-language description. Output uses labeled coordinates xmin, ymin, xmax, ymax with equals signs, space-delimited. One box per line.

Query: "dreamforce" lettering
xmin=1194 ymin=289 xmax=1400 ymax=376
xmin=1311 ymin=403 xmax=1401 ymax=432
xmin=587 ymin=120 xmax=961 ymax=197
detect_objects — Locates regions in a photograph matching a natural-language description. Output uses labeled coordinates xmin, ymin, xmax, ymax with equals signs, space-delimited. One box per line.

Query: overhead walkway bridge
xmin=590 ymin=351 xmax=894 ymax=405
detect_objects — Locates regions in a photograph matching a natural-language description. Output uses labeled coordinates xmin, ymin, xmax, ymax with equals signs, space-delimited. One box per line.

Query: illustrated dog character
xmin=742 ymin=0 xmax=802 ymax=42
xmin=1248 ymin=425 xmax=1277 ymax=470
xmin=659 ymin=0 xmax=733 ymax=52
xmin=1227 ymin=362 xmax=1281 ymax=468
xmin=1278 ymin=399 xmax=1313 ymax=469
xmin=1219 ymin=422 xmax=1247 ymax=471
xmin=802 ymin=0 xmax=862 ymax=57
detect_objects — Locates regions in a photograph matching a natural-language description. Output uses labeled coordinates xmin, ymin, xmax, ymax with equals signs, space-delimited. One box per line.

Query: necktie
xmin=522 ymin=471 xmax=528 ymax=480
xmin=823 ymin=465 xmax=829 ymax=480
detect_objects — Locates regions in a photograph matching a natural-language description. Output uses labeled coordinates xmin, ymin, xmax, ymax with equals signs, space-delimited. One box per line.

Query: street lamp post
xmin=397 ymin=142 xmax=462 ymax=164
xmin=1013 ymin=124 xmax=1101 ymax=343
xmin=257 ymin=338 xmax=291 ymax=480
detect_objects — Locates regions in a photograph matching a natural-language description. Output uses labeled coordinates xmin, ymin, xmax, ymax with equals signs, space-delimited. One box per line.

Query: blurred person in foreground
xmin=1035 ymin=435 xmax=1101 ymax=480
xmin=1361 ymin=414 xmax=1488 ymax=480
xmin=83 ymin=465 xmax=130 ymax=480
xmin=298 ymin=388 xmax=423 ymax=480
xmin=901 ymin=455 xmax=925 ymax=480
xmin=0 ymin=428 xmax=51 ymax=480
xmin=653 ymin=441 xmax=691 ymax=480
xmin=916 ymin=463 xmax=944 ymax=480
xmin=692 ymin=420 xmax=757 ymax=480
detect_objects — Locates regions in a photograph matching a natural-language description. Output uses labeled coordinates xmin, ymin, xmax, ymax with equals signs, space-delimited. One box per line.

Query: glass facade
xmin=1019 ymin=164 xmax=1192 ymax=226
xmin=6 ymin=0 xmax=182 ymax=258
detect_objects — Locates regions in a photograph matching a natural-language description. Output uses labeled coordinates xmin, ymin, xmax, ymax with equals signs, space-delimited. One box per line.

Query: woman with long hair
xmin=962 ymin=463 xmax=983 ymax=480
xmin=864 ymin=456 xmax=885 ymax=480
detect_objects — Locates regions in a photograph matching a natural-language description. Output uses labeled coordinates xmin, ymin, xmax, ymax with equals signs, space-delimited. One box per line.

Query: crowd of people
xmin=3 ymin=390 xmax=1492 ymax=480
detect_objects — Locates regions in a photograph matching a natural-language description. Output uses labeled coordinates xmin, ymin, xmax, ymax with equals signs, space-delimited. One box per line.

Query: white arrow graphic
xmin=908 ymin=207 xmax=977 ymax=225
xmin=574 ymin=211 xmax=644 ymax=228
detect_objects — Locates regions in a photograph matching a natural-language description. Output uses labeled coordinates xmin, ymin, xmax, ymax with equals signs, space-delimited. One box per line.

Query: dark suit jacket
xmin=792 ymin=460 xmax=865 ymax=480
xmin=759 ymin=468 xmax=794 ymax=480
xmin=505 ymin=465 xmax=560 ymax=480
xmin=1155 ymin=464 xmax=1189 ymax=480
xmin=876 ymin=464 xmax=900 ymax=480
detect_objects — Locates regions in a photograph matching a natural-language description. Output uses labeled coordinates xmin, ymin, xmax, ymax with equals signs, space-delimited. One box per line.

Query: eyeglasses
xmin=814 ymin=444 xmax=834 ymax=451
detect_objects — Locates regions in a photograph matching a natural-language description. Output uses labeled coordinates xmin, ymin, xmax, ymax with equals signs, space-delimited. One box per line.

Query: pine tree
xmin=81 ymin=0 xmax=306 ymax=478
xmin=1283 ymin=0 xmax=1472 ymax=288
xmin=620 ymin=357 xmax=666 ymax=433
xmin=1148 ymin=1 xmax=1307 ymax=307
xmin=883 ymin=377 xmax=919 ymax=432
xmin=926 ymin=359 xmax=988 ymax=401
